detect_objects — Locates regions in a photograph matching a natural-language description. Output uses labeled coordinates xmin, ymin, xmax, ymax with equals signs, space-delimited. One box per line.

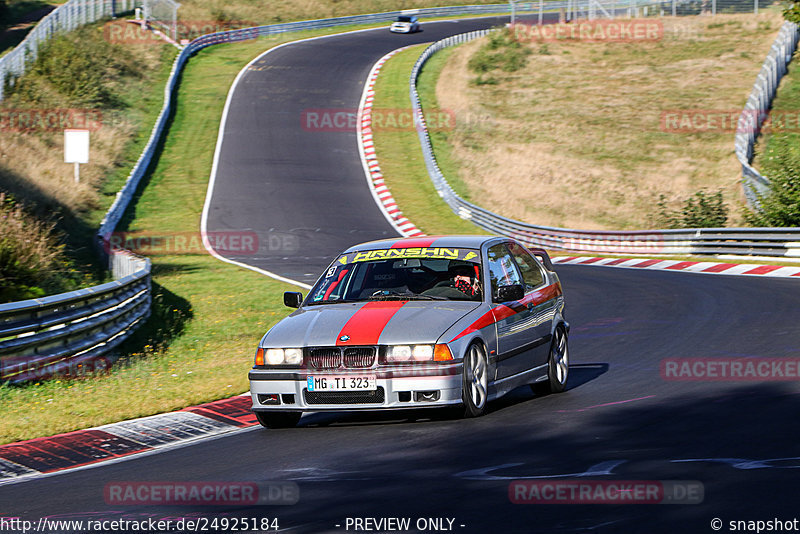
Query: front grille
xmin=343 ymin=347 xmax=376 ymax=368
xmin=308 ymin=348 xmax=341 ymax=369
xmin=303 ymin=387 xmax=386 ymax=405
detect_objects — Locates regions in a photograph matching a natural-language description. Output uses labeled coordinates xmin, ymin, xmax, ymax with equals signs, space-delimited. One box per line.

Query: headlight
xmin=257 ymin=348 xmax=304 ymax=366
xmin=412 ymin=345 xmax=434 ymax=361
xmin=388 ymin=344 xmax=436 ymax=362
xmin=265 ymin=349 xmax=285 ymax=365
xmin=284 ymin=348 xmax=303 ymax=365
xmin=388 ymin=345 xmax=412 ymax=362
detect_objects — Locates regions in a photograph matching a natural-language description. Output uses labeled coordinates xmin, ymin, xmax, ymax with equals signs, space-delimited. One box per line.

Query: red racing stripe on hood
xmin=336 ymin=300 xmax=408 ymax=346
xmin=450 ymin=283 xmax=562 ymax=342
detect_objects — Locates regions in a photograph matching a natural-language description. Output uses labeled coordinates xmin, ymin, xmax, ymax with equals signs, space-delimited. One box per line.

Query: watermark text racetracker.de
xmin=660 ymin=109 xmax=800 ymax=134
xmin=510 ymin=20 xmax=663 ymax=43
xmin=103 ymin=20 xmax=261 ymax=44
xmin=104 ymin=481 xmax=298 ymax=506
xmin=661 ymin=358 xmax=800 ymax=381
xmin=0 ymin=516 xmax=281 ymax=533
xmin=301 ymin=108 xmax=490 ymax=132
xmin=509 ymin=480 xmax=704 ymax=504
xmin=0 ymin=108 xmax=103 ymax=132
xmin=104 ymin=231 xmax=258 ymax=256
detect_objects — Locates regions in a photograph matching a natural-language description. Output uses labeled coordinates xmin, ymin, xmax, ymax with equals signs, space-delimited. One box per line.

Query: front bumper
xmin=390 ymin=26 xmax=412 ymax=33
xmin=249 ymin=363 xmax=463 ymax=412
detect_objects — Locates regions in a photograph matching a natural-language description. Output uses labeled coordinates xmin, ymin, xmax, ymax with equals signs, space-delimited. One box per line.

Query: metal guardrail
xmin=409 ymin=28 xmax=800 ymax=256
xmin=0 ymin=0 xmax=137 ymax=101
xmin=735 ymin=20 xmax=799 ymax=205
xmin=0 ymin=251 xmax=150 ymax=383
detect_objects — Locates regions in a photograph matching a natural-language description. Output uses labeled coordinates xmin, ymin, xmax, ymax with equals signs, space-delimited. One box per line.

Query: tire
xmin=255 ymin=411 xmax=302 ymax=429
xmin=461 ymin=342 xmax=489 ymax=417
xmin=532 ymin=326 xmax=569 ymax=395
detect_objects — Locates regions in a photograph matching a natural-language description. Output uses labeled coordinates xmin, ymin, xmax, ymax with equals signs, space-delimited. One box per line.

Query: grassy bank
xmin=753 ymin=49 xmax=800 ymax=176
xmin=428 ymin=13 xmax=784 ymax=230
xmin=370 ymin=44 xmax=484 ymax=235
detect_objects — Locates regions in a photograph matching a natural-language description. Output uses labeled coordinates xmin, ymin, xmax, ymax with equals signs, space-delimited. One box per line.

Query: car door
xmin=487 ymin=243 xmax=537 ymax=380
xmin=506 ymin=241 xmax=555 ymax=370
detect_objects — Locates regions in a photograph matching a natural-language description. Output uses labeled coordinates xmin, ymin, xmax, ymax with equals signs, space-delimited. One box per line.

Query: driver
xmin=450 ymin=264 xmax=480 ymax=298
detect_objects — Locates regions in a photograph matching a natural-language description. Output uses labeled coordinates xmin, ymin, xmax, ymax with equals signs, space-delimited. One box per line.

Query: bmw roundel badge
xmin=339 ymin=335 xmax=350 ymax=342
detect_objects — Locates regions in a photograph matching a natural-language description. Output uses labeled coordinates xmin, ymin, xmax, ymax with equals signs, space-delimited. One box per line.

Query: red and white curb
xmin=357 ymin=46 xmax=425 ymax=238
xmin=0 ymin=394 xmax=258 ymax=483
xmin=553 ymin=256 xmax=800 ymax=278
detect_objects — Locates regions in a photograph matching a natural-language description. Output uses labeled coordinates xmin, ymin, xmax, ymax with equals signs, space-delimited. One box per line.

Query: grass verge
xmin=370 ymin=44 xmax=485 ymax=235
xmin=752 ymin=48 xmax=800 ymax=177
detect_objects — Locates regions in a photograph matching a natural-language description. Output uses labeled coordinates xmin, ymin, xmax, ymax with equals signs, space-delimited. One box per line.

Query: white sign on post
xmin=64 ymin=129 xmax=89 ymax=183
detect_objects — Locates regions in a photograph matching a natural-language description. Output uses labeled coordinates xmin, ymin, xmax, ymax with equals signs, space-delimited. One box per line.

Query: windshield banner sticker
xmin=340 ymin=248 xmax=479 ymax=264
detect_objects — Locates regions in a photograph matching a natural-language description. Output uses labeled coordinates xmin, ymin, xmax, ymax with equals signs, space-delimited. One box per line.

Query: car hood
xmin=262 ymin=300 xmax=481 ymax=347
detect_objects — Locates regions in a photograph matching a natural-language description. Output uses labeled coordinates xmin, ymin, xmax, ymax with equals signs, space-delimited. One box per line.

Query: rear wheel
xmin=462 ymin=342 xmax=488 ymax=417
xmin=255 ymin=411 xmax=302 ymax=429
xmin=532 ymin=326 xmax=569 ymax=395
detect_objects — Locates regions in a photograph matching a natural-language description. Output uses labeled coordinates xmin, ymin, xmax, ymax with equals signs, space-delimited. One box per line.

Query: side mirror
xmin=283 ymin=291 xmax=303 ymax=308
xmin=495 ymin=283 xmax=524 ymax=303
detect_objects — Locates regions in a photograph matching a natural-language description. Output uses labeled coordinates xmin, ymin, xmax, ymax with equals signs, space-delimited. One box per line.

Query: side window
xmin=507 ymin=242 xmax=544 ymax=291
xmin=487 ymin=244 xmax=523 ymax=296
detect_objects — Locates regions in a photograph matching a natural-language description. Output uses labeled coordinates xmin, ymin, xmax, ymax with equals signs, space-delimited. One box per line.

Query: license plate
xmin=307 ymin=375 xmax=376 ymax=392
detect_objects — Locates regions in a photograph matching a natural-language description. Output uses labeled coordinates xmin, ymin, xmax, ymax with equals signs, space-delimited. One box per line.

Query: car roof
xmin=342 ymin=235 xmax=500 ymax=254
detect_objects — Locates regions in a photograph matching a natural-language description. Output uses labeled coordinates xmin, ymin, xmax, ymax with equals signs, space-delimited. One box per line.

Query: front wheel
xmin=462 ymin=342 xmax=489 ymax=417
xmin=255 ymin=411 xmax=302 ymax=429
xmin=532 ymin=326 xmax=569 ymax=395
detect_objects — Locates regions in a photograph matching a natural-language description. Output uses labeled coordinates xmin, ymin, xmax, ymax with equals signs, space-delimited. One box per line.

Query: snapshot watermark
xmin=510 ymin=20 xmax=663 ymax=43
xmin=717 ymin=518 xmax=800 ymax=532
xmin=509 ymin=480 xmax=704 ymax=504
xmin=302 ymin=108 xmax=464 ymax=133
xmin=660 ymin=109 xmax=800 ymax=134
xmin=0 ymin=109 xmax=104 ymax=132
xmin=103 ymin=20 xmax=260 ymax=45
xmin=104 ymin=481 xmax=299 ymax=506
xmin=105 ymin=231 xmax=259 ymax=256
xmin=661 ymin=358 xmax=800 ymax=381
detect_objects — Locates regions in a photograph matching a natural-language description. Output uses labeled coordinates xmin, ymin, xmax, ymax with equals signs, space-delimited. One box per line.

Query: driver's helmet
xmin=449 ymin=262 xmax=480 ymax=297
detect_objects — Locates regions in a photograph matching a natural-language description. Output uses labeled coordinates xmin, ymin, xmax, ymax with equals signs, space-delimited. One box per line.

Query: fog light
xmin=258 ymin=394 xmax=280 ymax=405
xmin=414 ymin=390 xmax=440 ymax=402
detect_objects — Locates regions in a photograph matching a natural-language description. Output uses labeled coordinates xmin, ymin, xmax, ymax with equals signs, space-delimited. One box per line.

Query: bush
xmin=468 ymin=27 xmax=531 ymax=84
xmin=5 ymin=25 xmax=142 ymax=108
xmin=0 ymin=194 xmax=70 ymax=302
xmin=785 ymin=1 xmax=800 ymax=23
xmin=658 ymin=190 xmax=729 ymax=228
xmin=746 ymin=142 xmax=800 ymax=226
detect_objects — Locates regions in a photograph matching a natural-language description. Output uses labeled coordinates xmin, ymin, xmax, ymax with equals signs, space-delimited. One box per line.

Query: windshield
xmin=306 ymin=247 xmax=483 ymax=304
xmin=396 ymin=16 xmax=413 ymax=22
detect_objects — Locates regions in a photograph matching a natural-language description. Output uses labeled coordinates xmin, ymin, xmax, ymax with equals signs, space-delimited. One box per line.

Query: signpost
xmin=64 ymin=129 xmax=89 ymax=183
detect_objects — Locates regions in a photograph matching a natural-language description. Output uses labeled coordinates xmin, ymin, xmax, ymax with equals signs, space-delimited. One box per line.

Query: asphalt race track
xmin=3 ymin=15 xmax=800 ymax=534
xmin=203 ymin=15 xmax=550 ymax=284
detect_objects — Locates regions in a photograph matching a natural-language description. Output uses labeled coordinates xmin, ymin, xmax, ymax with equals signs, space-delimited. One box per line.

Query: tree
xmin=784 ymin=1 xmax=800 ymax=24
